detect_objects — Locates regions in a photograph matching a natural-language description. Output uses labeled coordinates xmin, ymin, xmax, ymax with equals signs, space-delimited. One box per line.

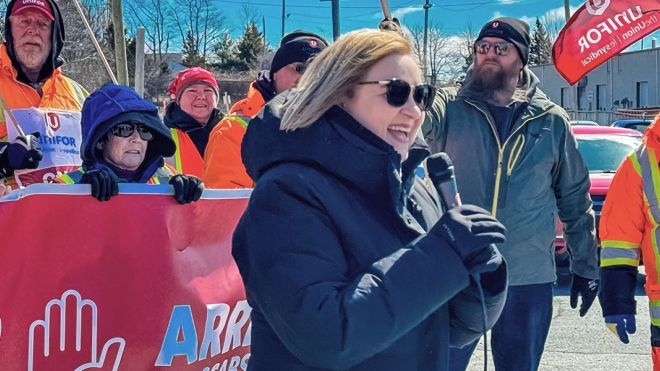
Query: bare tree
xmin=408 ymin=24 xmax=464 ymax=86
xmin=457 ymin=22 xmax=477 ymax=78
xmin=171 ymin=0 xmax=227 ymax=66
xmin=541 ymin=12 xmax=565 ymax=42
xmin=58 ymin=0 xmax=114 ymax=91
xmin=125 ymin=0 xmax=175 ymax=59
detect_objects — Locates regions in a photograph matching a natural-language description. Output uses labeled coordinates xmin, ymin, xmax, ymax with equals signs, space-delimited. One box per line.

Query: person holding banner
xmin=422 ymin=17 xmax=598 ymax=370
xmin=56 ymin=84 xmax=203 ymax=204
xmin=164 ymin=67 xmax=223 ymax=179
xmin=0 ymin=0 xmax=88 ymax=189
xmin=232 ymin=28 xmax=509 ymax=370
xmin=599 ymin=113 xmax=660 ymax=369
xmin=203 ymin=30 xmax=327 ymax=189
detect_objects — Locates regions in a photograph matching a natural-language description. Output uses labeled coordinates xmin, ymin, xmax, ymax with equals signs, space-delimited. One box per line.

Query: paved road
xmin=466 ymin=270 xmax=652 ymax=371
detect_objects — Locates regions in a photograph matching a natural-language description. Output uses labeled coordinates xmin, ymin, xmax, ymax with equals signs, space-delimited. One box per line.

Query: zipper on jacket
xmin=465 ymin=99 xmax=550 ymax=218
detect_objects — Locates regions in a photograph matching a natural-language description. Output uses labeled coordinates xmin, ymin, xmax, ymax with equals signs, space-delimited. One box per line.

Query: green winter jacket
xmin=422 ymin=68 xmax=598 ymax=285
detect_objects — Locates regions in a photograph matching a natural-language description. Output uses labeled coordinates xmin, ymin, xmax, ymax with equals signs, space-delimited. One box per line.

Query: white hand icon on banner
xmin=27 ymin=289 xmax=125 ymax=371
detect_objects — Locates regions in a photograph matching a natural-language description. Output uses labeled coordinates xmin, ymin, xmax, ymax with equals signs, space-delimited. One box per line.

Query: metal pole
xmin=281 ymin=0 xmax=286 ymax=39
xmin=135 ymin=27 xmax=145 ymax=97
xmin=320 ymin=0 xmax=340 ymax=41
xmin=111 ymin=0 xmax=129 ymax=85
xmin=423 ymin=0 xmax=431 ymax=81
xmin=331 ymin=0 xmax=339 ymax=41
xmin=70 ymin=0 xmax=117 ymax=83
xmin=263 ymin=16 xmax=267 ymax=44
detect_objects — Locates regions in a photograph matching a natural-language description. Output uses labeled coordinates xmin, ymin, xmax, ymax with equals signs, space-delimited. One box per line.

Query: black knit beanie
xmin=477 ymin=17 xmax=530 ymax=66
xmin=270 ymin=30 xmax=328 ymax=75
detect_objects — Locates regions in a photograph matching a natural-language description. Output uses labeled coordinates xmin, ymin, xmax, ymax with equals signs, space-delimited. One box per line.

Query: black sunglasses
xmin=474 ymin=40 xmax=512 ymax=56
xmin=358 ymin=79 xmax=436 ymax=111
xmin=110 ymin=122 xmax=154 ymax=141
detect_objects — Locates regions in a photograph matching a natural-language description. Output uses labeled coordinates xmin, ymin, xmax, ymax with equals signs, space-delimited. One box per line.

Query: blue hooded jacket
xmin=79 ymin=84 xmax=175 ymax=182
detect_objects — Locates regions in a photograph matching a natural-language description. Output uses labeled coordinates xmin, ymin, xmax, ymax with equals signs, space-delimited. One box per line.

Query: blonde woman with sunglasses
xmin=56 ymin=84 xmax=203 ymax=204
xmin=231 ymin=28 xmax=509 ymax=371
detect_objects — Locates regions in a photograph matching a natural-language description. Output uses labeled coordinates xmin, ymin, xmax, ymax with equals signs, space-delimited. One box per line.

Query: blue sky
xmin=219 ymin=0 xmax=658 ymax=50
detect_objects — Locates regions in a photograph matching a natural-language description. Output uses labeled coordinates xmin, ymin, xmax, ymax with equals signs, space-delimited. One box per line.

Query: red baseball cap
xmin=167 ymin=67 xmax=220 ymax=101
xmin=11 ymin=0 xmax=55 ymax=21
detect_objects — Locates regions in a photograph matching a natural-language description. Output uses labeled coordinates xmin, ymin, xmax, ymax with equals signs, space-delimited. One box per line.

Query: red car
xmin=555 ymin=125 xmax=643 ymax=265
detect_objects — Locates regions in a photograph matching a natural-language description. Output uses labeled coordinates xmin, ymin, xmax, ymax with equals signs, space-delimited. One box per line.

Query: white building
xmin=530 ymin=45 xmax=659 ymax=124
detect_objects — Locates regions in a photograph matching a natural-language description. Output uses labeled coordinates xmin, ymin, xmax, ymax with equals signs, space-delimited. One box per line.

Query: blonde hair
xmin=280 ymin=29 xmax=413 ymax=131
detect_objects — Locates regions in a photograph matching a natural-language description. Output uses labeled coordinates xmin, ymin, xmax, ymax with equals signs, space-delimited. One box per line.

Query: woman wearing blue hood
xmin=57 ymin=84 xmax=203 ymax=204
xmin=232 ymin=29 xmax=509 ymax=370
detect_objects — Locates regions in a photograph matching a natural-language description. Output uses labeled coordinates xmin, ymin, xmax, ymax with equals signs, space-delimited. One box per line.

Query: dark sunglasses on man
xmin=358 ymin=79 xmax=437 ymax=111
xmin=474 ymin=40 xmax=512 ymax=56
xmin=110 ymin=122 xmax=154 ymax=141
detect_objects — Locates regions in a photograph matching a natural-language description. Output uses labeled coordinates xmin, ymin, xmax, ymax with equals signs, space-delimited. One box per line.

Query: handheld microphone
xmin=427 ymin=152 xmax=494 ymax=370
xmin=426 ymin=152 xmax=461 ymax=209
xmin=426 ymin=152 xmax=501 ymax=275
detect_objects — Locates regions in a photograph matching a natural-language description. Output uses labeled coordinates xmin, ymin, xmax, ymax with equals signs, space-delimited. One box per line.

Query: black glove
xmin=80 ymin=168 xmax=119 ymax=202
xmin=0 ymin=132 xmax=43 ymax=176
xmin=169 ymin=174 xmax=203 ymax=204
xmin=432 ymin=204 xmax=507 ymax=263
xmin=570 ymin=274 xmax=599 ymax=317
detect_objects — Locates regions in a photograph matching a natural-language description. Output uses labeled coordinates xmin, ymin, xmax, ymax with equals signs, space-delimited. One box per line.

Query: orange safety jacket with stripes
xmin=0 ymin=44 xmax=88 ymax=186
xmin=203 ymin=82 xmax=265 ymax=188
xmin=166 ymin=128 xmax=204 ymax=179
xmin=600 ymin=115 xmax=660 ymax=325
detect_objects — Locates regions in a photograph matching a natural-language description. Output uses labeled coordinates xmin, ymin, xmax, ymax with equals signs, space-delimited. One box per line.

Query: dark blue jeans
xmin=449 ymin=282 xmax=554 ymax=371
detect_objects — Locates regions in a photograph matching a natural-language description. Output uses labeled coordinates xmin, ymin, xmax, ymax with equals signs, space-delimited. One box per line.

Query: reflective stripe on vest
xmin=600 ymin=239 xmax=641 ymax=267
xmin=169 ymin=128 xmax=184 ymax=173
xmin=636 ymin=146 xmax=660 ymax=325
xmin=228 ymin=113 xmax=250 ymax=129
xmin=58 ymin=166 xmax=175 ymax=185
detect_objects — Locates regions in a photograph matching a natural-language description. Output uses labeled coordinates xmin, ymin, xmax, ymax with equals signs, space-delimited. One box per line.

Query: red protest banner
xmin=553 ymin=0 xmax=659 ymax=85
xmin=0 ymin=185 xmax=251 ymax=371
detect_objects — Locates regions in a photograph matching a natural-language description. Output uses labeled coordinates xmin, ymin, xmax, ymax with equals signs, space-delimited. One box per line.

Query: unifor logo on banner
xmin=586 ymin=0 xmax=611 ymax=16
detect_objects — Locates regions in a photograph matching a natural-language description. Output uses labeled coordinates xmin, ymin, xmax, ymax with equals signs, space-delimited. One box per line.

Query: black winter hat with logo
xmin=270 ymin=30 xmax=328 ymax=75
xmin=477 ymin=17 xmax=531 ymax=66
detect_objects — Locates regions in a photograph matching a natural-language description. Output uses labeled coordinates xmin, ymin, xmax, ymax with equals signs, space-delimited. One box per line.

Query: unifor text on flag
xmin=553 ymin=0 xmax=659 ymax=85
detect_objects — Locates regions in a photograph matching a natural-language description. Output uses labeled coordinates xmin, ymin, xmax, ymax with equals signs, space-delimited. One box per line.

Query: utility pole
xmin=281 ymin=0 xmax=286 ymax=39
xmin=320 ymin=0 xmax=340 ymax=41
xmin=423 ymin=0 xmax=432 ymax=82
xmin=135 ymin=27 xmax=145 ymax=97
xmin=263 ymin=16 xmax=267 ymax=45
xmin=111 ymin=0 xmax=129 ymax=85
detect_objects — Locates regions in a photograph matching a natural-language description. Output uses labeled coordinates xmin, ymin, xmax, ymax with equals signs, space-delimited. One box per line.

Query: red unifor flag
xmin=553 ymin=0 xmax=659 ymax=85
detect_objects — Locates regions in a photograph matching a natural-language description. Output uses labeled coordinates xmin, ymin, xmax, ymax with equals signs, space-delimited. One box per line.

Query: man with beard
xmin=0 ymin=0 xmax=87 ymax=189
xmin=422 ymin=17 xmax=598 ymax=370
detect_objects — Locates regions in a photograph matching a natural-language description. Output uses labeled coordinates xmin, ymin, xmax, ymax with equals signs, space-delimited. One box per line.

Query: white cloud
xmin=498 ymin=0 xmax=521 ymax=4
xmin=392 ymin=6 xmax=424 ymax=20
xmin=492 ymin=5 xmax=580 ymax=26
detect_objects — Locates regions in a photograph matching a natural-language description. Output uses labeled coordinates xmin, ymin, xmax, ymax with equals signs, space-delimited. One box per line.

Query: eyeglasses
xmin=110 ymin=122 xmax=154 ymax=141
xmin=358 ymin=79 xmax=436 ymax=111
xmin=474 ymin=40 xmax=512 ymax=56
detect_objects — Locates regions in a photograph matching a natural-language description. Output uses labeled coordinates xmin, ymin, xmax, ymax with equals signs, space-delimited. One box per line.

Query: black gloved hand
xmin=0 ymin=132 xmax=43 ymax=176
xmin=465 ymin=243 xmax=503 ymax=275
xmin=169 ymin=174 xmax=203 ymax=204
xmin=570 ymin=274 xmax=599 ymax=317
xmin=432 ymin=204 xmax=507 ymax=263
xmin=80 ymin=168 xmax=119 ymax=202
